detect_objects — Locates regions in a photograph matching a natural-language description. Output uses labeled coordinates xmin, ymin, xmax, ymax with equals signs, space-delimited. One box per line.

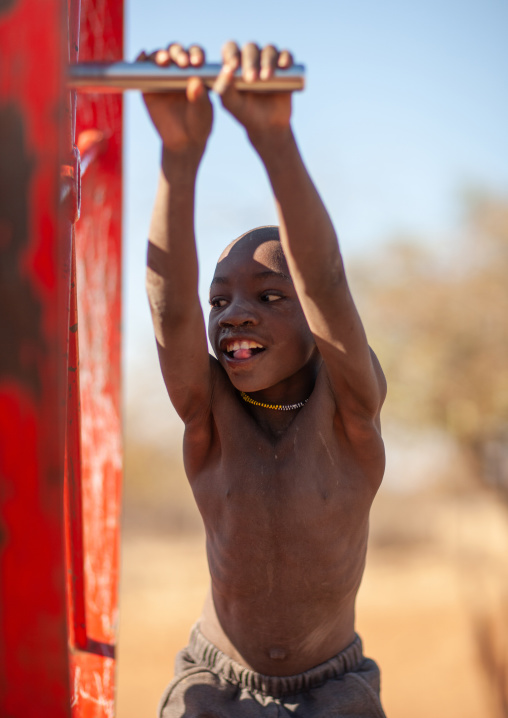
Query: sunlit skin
xmin=143 ymin=41 xmax=387 ymax=675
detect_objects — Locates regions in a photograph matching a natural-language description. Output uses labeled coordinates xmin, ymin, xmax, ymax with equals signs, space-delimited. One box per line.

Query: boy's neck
xmin=241 ymin=401 xmax=303 ymax=440
xmin=238 ymin=357 xmax=321 ymax=439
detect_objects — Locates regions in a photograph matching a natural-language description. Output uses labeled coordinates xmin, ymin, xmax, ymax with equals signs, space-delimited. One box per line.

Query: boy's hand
xmin=139 ymin=44 xmax=213 ymax=158
xmin=214 ymin=42 xmax=293 ymax=142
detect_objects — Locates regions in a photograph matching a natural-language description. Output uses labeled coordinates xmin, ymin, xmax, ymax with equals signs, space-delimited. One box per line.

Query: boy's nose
xmin=218 ymin=301 xmax=259 ymax=328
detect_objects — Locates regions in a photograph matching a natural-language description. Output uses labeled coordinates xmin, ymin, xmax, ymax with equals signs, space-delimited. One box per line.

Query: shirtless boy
xmin=141 ymin=41 xmax=387 ymax=718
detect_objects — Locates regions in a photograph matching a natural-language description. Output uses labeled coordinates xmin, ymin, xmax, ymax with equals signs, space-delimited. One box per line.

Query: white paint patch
xmin=77 ymin=670 xmax=115 ymax=718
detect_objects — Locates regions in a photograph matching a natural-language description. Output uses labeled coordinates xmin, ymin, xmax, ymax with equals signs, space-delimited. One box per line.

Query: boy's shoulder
xmin=182 ymin=357 xmax=384 ymax=487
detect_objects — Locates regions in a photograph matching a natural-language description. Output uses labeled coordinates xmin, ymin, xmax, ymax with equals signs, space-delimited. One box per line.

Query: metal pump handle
xmin=68 ymin=61 xmax=305 ymax=93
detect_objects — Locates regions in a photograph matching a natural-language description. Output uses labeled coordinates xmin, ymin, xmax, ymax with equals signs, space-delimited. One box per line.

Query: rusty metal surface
xmin=0 ymin=0 xmax=71 ymax=714
xmin=1 ymin=0 xmax=123 ymax=713
xmin=66 ymin=0 xmax=124 ymax=714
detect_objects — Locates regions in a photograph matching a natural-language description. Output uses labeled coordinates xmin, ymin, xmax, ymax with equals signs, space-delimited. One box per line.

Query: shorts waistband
xmin=187 ymin=624 xmax=365 ymax=698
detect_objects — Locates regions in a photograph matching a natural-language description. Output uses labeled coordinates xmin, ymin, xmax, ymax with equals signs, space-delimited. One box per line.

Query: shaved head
xmin=215 ymin=226 xmax=290 ymax=281
xmin=218 ymin=226 xmax=282 ymax=262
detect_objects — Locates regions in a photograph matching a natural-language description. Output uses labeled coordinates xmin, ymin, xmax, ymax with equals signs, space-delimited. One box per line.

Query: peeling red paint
xmin=0 ymin=0 xmax=71 ymax=713
xmin=66 ymin=0 xmax=123 ymax=715
xmin=1 ymin=0 xmax=123 ymax=714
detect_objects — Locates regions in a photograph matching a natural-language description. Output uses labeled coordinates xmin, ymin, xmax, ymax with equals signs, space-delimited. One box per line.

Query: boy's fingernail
xmin=260 ymin=67 xmax=270 ymax=80
xmin=245 ymin=68 xmax=257 ymax=83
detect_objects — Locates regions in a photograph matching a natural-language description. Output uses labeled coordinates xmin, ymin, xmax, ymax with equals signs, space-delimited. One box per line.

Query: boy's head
xmin=216 ymin=225 xmax=285 ymax=268
xmin=208 ymin=227 xmax=319 ymax=395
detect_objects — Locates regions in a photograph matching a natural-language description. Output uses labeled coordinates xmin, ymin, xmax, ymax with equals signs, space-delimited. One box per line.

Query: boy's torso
xmin=182 ymin=361 xmax=385 ymax=677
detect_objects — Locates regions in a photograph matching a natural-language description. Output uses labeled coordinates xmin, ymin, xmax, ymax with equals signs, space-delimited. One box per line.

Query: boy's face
xmin=208 ymin=232 xmax=318 ymax=397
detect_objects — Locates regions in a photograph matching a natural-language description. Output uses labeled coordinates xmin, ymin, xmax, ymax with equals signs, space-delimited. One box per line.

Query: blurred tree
xmin=353 ymin=193 xmax=508 ymax=496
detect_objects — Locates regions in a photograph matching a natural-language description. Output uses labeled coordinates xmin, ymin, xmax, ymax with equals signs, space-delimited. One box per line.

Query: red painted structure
xmin=0 ymin=0 xmax=123 ymax=714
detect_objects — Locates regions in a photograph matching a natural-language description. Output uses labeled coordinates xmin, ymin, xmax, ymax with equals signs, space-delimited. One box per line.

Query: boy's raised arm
xmin=142 ymin=45 xmax=214 ymax=424
xmin=216 ymin=43 xmax=386 ymax=430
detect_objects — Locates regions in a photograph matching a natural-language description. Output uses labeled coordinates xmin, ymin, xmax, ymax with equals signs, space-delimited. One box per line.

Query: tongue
xmin=233 ymin=348 xmax=253 ymax=360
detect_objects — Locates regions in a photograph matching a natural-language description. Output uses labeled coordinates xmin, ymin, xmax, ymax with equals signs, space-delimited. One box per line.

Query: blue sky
xmin=122 ymin=0 xmax=508 ymax=370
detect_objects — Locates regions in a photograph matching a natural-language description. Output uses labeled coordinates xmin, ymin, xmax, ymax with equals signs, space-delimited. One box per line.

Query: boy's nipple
xmin=268 ymin=647 xmax=287 ymax=661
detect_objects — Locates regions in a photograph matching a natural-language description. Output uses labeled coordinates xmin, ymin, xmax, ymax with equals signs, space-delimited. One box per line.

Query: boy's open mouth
xmin=224 ymin=340 xmax=265 ymax=361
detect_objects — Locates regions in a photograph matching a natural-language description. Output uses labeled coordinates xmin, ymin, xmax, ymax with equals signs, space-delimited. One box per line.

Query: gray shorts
xmin=158 ymin=624 xmax=386 ymax=718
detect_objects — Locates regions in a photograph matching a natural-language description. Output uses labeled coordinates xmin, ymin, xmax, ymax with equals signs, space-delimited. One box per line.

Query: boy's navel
xmin=269 ymin=647 xmax=287 ymax=661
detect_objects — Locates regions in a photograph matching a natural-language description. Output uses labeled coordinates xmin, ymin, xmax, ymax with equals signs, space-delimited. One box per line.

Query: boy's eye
xmin=261 ymin=293 xmax=283 ymax=302
xmin=210 ymin=298 xmax=228 ymax=308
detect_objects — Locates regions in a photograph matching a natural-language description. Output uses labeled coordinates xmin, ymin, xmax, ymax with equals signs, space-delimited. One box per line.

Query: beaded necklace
xmin=240 ymin=391 xmax=308 ymax=412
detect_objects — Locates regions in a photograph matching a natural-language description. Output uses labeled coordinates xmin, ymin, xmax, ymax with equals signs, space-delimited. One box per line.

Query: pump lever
xmin=68 ymin=61 xmax=305 ymax=93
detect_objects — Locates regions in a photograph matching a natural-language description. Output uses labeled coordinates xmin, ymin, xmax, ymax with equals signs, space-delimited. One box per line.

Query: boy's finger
xmin=221 ymin=41 xmax=241 ymax=71
xmin=186 ymin=77 xmax=206 ymax=102
xmin=260 ymin=44 xmax=278 ymax=81
xmin=135 ymin=50 xmax=147 ymax=61
xmin=213 ymin=63 xmax=235 ymax=95
xmin=217 ymin=81 xmax=243 ymax=120
xmin=189 ymin=45 xmax=205 ymax=67
xmin=154 ymin=49 xmax=171 ymax=66
xmin=278 ymin=50 xmax=293 ymax=69
xmin=242 ymin=43 xmax=260 ymax=83
xmin=168 ymin=43 xmax=189 ymax=67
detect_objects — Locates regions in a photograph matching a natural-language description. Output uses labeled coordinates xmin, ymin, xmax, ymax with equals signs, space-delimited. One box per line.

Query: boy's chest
xmin=193 ymin=412 xmax=364 ymax=519
xmin=191 ymin=424 xmax=371 ymax=568
xmin=222 ymin=421 xmax=340 ymax=485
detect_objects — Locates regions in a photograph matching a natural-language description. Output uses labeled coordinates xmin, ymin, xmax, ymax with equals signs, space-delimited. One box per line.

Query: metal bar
xmin=68 ymin=61 xmax=305 ymax=93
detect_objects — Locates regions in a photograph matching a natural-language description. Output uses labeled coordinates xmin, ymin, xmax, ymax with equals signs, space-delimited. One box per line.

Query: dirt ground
xmin=115 ymin=490 xmax=508 ymax=718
